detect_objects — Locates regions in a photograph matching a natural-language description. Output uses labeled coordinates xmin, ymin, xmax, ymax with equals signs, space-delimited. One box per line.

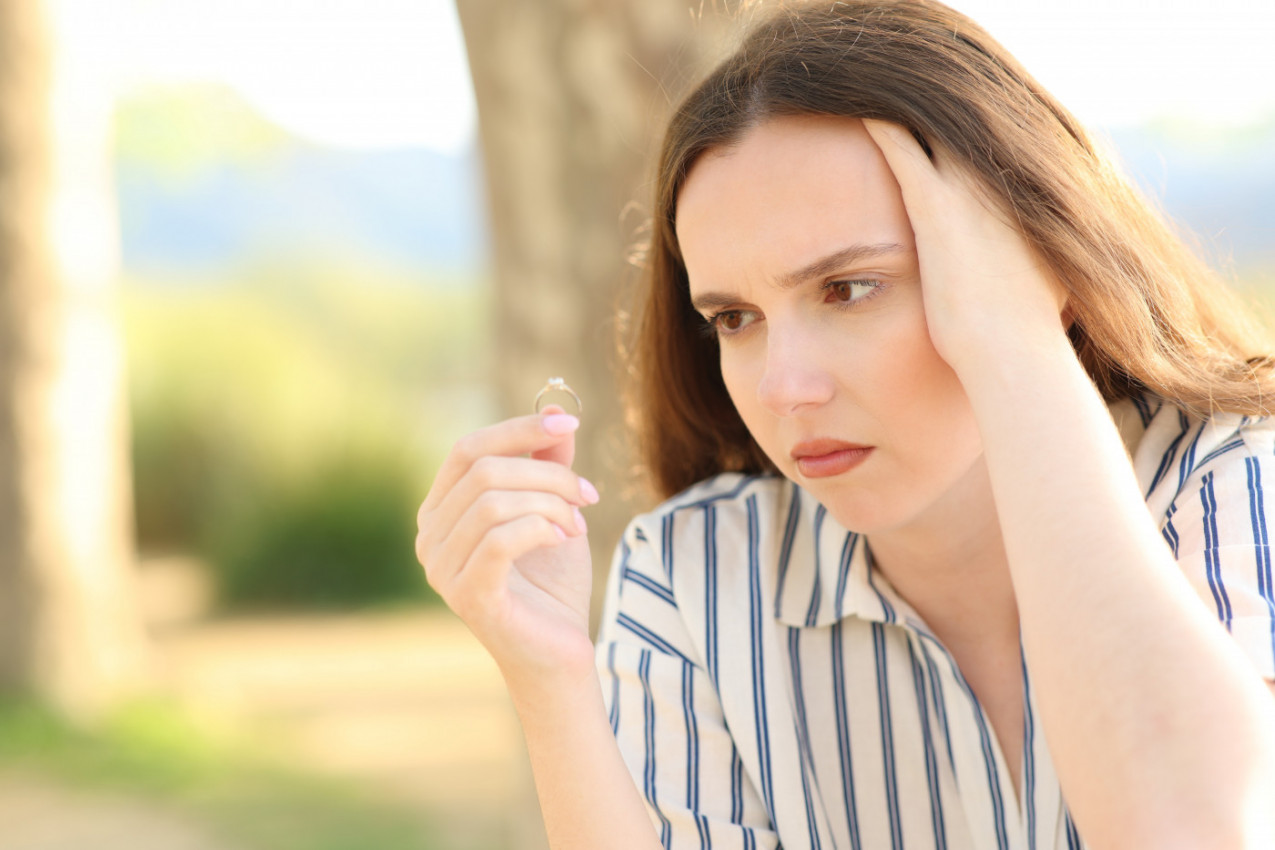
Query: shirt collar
xmin=772 ymin=481 xmax=926 ymax=631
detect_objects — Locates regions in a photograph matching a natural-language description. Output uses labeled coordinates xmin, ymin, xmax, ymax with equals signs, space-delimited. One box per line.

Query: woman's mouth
xmin=791 ymin=439 xmax=874 ymax=479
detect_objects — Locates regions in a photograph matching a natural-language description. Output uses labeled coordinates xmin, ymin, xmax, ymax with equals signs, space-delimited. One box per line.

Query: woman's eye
xmin=827 ymin=280 xmax=877 ymax=303
xmin=703 ymin=309 xmax=757 ymax=338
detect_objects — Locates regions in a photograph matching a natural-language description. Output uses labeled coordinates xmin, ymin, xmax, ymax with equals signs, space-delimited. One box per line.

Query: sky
xmin=78 ymin=0 xmax=1275 ymax=153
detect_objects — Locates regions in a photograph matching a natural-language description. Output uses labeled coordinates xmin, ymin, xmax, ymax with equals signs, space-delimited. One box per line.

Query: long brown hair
xmin=624 ymin=0 xmax=1275 ymax=500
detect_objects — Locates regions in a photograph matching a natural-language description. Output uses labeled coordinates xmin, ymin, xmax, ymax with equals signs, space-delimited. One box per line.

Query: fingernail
xmin=553 ymin=524 xmax=567 ymax=541
xmin=573 ymin=507 xmax=587 ymax=535
xmin=579 ymin=477 xmax=600 ymax=505
xmin=542 ymin=414 xmax=580 ymax=436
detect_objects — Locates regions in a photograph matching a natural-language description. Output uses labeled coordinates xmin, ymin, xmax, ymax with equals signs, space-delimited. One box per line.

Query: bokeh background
xmin=0 ymin=0 xmax=1271 ymax=848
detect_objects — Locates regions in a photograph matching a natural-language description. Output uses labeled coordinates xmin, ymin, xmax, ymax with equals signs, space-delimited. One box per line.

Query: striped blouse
xmin=595 ymin=393 xmax=1275 ymax=850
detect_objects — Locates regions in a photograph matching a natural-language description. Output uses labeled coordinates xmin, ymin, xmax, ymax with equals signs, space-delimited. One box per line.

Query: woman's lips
xmin=791 ymin=440 xmax=874 ymax=479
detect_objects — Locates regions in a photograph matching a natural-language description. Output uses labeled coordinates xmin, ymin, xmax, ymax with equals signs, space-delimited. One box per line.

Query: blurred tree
xmin=455 ymin=0 xmax=738 ymax=630
xmin=0 ymin=0 xmax=145 ymax=716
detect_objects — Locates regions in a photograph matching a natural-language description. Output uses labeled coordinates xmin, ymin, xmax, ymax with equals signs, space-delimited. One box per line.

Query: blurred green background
xmin=118 ymin=82 xmax=492 ymax=614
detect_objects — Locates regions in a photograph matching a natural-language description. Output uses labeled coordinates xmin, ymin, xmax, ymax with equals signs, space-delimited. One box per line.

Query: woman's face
xmin=675 ymin=114 xmax=986 ymax=535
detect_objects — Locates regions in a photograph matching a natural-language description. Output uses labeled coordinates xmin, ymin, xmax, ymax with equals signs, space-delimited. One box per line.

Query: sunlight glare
xmin=949 ymin=0 xmax=1275 ymax=128
xmin=102 ymin=0 xmax=1275 ymax=150
xmin=113 ymin=0 xmax=475 ymax=152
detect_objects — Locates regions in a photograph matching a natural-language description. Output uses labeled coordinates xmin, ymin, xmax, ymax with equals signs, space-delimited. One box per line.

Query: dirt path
xmin=151 ymin=610 xmax=547 ymax=850
xmin=1 ymin=609 xmax=547 ymax=850
xmin=0 ymin=773 xmax=243 ymax=850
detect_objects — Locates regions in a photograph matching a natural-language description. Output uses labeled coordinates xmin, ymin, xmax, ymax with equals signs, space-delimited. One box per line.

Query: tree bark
xmin=0 ymin=0 xmax=145 ymax=717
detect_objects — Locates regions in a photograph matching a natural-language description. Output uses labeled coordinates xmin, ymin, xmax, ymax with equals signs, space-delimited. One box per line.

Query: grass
xmin=0 ymin=699 xmax=446 ymax=850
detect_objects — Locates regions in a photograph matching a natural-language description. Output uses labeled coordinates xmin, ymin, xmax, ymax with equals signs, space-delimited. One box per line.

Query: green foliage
xmin=125 ymin=266 xmax=492 ymax=612
xmin=0 ymin=699 xmax=441 ymax=850
xmin=0 ymin=699 xmax=220 ymax=792
xmin=210 ymin=447 xmax=432 ymax=610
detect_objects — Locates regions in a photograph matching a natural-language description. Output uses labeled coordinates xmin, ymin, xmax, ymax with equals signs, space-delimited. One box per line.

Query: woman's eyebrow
xmin=689 ymin=242 xmax=908 ymax=313
xmin=777 ymin=242 xmax=908 ymax=290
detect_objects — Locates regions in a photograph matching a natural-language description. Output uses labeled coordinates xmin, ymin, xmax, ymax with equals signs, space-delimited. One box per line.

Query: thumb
xmin=530 ymin=404 xmax=577 ymax=468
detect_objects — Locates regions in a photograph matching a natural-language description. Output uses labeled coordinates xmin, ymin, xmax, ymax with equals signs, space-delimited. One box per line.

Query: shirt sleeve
xmin=596 ymin=519 xmax=780 ymax=849
xmin=1160 ymin=442 xmax=1275 ymax=681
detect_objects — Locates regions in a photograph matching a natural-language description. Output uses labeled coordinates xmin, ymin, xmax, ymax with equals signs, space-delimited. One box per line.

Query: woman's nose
xmin=755 ymin=329 xmax=834 ymax=417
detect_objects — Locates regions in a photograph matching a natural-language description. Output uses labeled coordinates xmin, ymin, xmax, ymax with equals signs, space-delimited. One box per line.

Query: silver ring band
xmin=533 ymin=376 xmax=582 ymax=415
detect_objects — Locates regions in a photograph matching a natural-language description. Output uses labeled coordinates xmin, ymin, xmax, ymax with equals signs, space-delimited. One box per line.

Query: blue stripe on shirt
xmin=1162 ymin=501 xmax=1180 ymax=558
xmin=873 ymin=624 xmax=904 ymax=849
xmin=918 ymin=636 xmax=957 ymax=773
xmin=704 ymin=505 xmax=721 ymax=689
xmin=1021 ymin=652 xmax=1037 ymax=850
xmin=774 ymin=487 xmax=803 ymax=620
xmin=730 ymin=748 xmax=745 ymax=827
xmin=1247 ymin=458 xmax=1275 ymax=661
xmin=617 ymin=612 xmax=696 ymax=666
xmin=1146 ymin=410 xmax=1189 ymax=497
xmin=1177 ymin=415 xmax=1205 ymax=493
xmin=1130 ymin=391 xmax=1154 ymax=426
xmin=805 ymin=506 xmax=828 ymax=627
xmin=607 ymin=643 xmax=621 ymax=732
xmin=1201 ymin=472 xmax=1235 ymax=626
xmin=1065 ymin=811 xmax=1081 ymax=850
xmin=866 ymin=548 xmax=898 ymax=624
xmin=834 ymin=533 xmax=858 ymax=622
xmin=662 ymin=514 xmax=676 ymax=584
xmin=624 ymin=567 xmax=677 ymax=607
xmin=1198 ymin=437 xmax=1244 ymax=468
xmin=746 ymin=495 xmax=777 ymax=817
xmin=906 ymin=638 xmax=947 ymax=850
xmin=831 ymin=621 xmax=864 ymax=850
xmin=787 ymin=628 xmax=825 ymax=849
xmin=682 ymin=664 xmax=711 ymax=850
xmin=639 ymin=652 xmax=674 ymax=848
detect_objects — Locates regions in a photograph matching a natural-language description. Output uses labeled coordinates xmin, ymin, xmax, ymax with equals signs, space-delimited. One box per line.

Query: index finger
xmin=424 ymin=411 xmax=580 ymax=511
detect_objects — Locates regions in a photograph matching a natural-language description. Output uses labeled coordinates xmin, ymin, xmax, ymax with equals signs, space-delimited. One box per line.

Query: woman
xmin=416 ymin=2 xmax=1275 ymax=848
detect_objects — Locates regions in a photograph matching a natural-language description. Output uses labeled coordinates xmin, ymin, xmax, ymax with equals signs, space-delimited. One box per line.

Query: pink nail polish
xmin=553 ymin=524 xmax=567 ymax=541
xmin=579 ymin=477 xmax=600 ymax=505
xmin=573 ymin=507 xmax=587 ymax=535
xmin=543 ymin=414 xmax=580 ymax=436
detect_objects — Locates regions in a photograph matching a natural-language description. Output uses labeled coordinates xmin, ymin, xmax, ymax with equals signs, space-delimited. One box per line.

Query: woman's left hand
xmin=862 ymin=119 xmax=1071 ymax=374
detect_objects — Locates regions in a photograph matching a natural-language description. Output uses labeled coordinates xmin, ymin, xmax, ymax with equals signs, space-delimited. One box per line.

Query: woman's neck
xmin=866 ymin=460 xmax=1019 ymax=650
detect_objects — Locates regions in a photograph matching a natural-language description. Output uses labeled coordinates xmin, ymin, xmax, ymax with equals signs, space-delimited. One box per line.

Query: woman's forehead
xmin=675 ymin=115 xmax=913 ymax=281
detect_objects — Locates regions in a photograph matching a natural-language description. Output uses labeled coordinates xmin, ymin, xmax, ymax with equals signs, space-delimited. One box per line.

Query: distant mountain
xmin=112 ymin=85 xmax=1273 ymax=279
xmin=1106 ymin=122 xmax=1275 ymax=272
xmin=116 ymin=142 xmax=487 ymax=276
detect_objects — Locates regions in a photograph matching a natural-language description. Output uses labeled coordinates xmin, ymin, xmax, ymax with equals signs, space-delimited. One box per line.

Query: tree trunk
xmin=0 ymin=0 xmax=145 ymax=717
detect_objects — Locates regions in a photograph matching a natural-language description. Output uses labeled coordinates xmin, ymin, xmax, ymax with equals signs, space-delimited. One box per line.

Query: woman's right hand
xmin=415 ymin=408 xmax=600 ymax=692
